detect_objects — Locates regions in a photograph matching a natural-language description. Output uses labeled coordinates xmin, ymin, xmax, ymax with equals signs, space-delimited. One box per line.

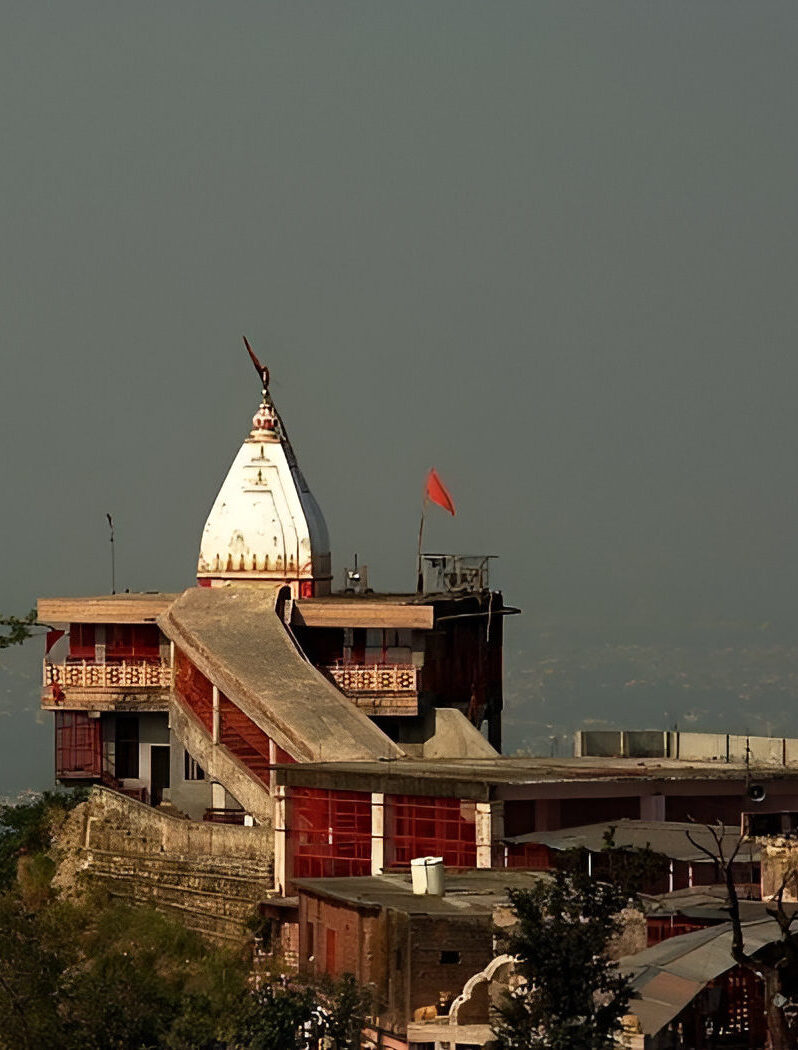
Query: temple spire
xmin=196 ymin=338 xmax=332 ymax=596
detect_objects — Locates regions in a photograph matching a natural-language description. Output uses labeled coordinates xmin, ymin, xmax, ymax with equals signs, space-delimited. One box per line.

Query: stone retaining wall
xmin=55 ymin=787 xmax=275 ymax=942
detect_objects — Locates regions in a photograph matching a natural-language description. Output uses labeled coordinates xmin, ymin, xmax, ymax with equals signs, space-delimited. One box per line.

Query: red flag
xmin=425 ymin=468 xmax=456 ymax=515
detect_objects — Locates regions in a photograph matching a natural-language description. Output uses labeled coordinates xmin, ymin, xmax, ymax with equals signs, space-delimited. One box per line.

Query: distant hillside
xmin=502 ymin=621 xmax=798 ymax=757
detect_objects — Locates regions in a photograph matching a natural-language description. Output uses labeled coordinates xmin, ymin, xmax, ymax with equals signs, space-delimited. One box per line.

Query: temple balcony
xmin=322 ymin=663 xmax=419 ymax=717
xmin=42 ymin=659 xmax=172 ymax=711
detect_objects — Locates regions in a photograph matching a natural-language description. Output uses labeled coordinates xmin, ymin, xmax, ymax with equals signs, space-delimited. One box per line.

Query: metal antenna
xmin=107 ymin=513 xmax=116 ymax=594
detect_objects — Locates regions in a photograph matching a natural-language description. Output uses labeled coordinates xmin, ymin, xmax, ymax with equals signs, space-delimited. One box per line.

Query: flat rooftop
xmin=293 ymin=869 xmax=546 ymax=915
xmin=38 ymin=586 xmax=513 ymax=633
xmin=274 ymin=755 xmax=798 ymax=801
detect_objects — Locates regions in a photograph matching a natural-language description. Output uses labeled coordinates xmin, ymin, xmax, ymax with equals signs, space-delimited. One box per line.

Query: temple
xmin=39 ymin=343 xmax=509 ymax=868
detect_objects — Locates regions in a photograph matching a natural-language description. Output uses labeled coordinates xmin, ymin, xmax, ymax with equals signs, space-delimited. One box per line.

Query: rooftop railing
xmin=421 ymin=554 xmax=495 ymax=594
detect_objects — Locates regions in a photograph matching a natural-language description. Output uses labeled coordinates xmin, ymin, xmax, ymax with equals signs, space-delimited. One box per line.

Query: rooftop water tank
xmin=410 ymin=856 xmax=445 ymax=895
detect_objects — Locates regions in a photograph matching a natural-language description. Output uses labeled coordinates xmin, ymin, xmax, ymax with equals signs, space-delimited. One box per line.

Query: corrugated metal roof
xmin=505 ymin=819 xmax=760 ymax=864
xmin=621 ymin=917 xmax=781 ymax=1035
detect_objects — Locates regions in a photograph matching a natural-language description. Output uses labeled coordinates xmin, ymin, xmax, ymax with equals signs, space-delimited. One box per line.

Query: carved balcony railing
xmin=44 ymin=660 xmax=172 ymax=690
xmin=324 ymin=663 xmax=418 ymax=696
xmin=314 ymin=664 xmax=420 ymax=716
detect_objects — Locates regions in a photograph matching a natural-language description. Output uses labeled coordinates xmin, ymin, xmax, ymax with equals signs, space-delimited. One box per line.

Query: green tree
xmin=318 ymin=972 xmax=372 ymax=1049
xmin=228 ymin=982 xmax=323 ymax=1050
xmin=0 ymin=611 xmax=39 ymax=649
xmin=0 ymin=794 xmax=371 ymax=1050
xmin=554 ymin=826 xmax=669 ymax=899
xmin=0 ymin=893 xmax=65 ymax=1050
xmin=493 ymin=871 xmax=632 ymax=1050
xmin=0 ymin=790 xmax=86 ymax=890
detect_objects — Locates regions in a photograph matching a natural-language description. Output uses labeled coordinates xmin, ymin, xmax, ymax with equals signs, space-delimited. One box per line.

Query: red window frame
xmin=291 ymin=788 xmax=372 ymax=878
xmin=389 ymin=794 xmax=477 ymax=869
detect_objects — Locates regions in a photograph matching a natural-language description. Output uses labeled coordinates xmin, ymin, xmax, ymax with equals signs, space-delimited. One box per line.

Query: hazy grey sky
xmin=2 ymin=2 xmax=798 ymax=791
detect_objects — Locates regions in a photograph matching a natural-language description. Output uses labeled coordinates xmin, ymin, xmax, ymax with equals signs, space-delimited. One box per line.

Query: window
xmin=68 ymin=623 xmax=95 ymax=660
xmin=184 ymin=750 xmax=205 ymax=781
xmin=55 ymin=713 xmax=102 ymax=777
xmin=440 ymin=950 xmax=461 ymax=965
xmin=115 ymin=716 xmax=139 ymax=779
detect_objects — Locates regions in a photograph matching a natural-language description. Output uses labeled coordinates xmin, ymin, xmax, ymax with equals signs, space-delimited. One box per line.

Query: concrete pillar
xmin=273 ymin=784 xmax=294 ymax=894
xmin=535 ymin=798 xmax=561 ymax=832
xmin=211 ymin=781 xmax=225 ymax=809
xmin=268 ymin=738 xmax=277 ymax=796
xmin=371 ymin=793 xmax=384 ymax=875
xmin=640 ymin=793 xmax=666 ymax=822
xmin=476 ymin=801 xmax=504 ymax=868
xmin=212 ymin=685 xmax=220 ymax=744
xmin=382 ymin=793 xmax=396 ymax=870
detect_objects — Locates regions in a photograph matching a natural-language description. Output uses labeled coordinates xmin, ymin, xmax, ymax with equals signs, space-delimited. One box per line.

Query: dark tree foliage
xmin=0 ymin=893 xmax=65 ymax=1050
xmin=0 ymin=790 xmax=87 ymax=890
xmin=318 ymin=972 xmax=372 ymax=1049
xmin=228 ymin=973 xmax=370 ymax=1050
xmin=0 ymin=611 xmax=38 ymax=649
xmin=493 ymin=871 xmax=632 ymax=1050
xmin=0 ymin=794 xmax=373 ymax=1050
xmin=554 ymin=828 xmax=669 ymax=899
xmin=228 ymin=982 xmax=322 ymax=1050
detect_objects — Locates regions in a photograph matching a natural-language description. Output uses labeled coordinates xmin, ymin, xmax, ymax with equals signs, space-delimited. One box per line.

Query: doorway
xmin=150 ymin=745 xmax=170 ymax=806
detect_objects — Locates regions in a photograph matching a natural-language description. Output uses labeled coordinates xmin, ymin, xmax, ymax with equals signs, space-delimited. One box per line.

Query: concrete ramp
xmin=422 ymin=708 xmax=499 ymax=759
xmin=160 ymin=587 xmax=404 ymax=762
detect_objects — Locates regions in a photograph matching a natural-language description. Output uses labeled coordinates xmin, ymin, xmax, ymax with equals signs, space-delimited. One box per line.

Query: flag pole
xmin=416 ymin=498 xmax=428 ymax=594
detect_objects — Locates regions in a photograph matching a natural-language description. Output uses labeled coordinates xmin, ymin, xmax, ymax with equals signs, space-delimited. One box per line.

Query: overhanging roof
xmin=621 ymin=917 xmax=781 ymax=1035
xmin=273 ymin=756 xmax=798 ymax=802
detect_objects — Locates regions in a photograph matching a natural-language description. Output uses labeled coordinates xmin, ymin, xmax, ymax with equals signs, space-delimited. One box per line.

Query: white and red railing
xmin=44 ymin=660 xmax=172 ymax=690
xmin=324 ymin=663 xmax=418 ymax=696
